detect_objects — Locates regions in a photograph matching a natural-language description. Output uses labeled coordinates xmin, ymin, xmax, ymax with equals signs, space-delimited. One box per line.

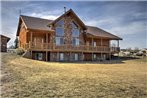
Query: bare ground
xmin=1 ymin=53 xmax=147 ymax=98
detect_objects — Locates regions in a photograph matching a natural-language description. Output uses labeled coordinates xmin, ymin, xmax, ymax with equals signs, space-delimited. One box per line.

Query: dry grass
xmin=1 ymin=53 xmax=147 ymax=98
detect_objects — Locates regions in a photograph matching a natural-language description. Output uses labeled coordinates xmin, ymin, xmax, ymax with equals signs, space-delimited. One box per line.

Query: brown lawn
xmin=1 ymin=53 xmax=147 ymax=98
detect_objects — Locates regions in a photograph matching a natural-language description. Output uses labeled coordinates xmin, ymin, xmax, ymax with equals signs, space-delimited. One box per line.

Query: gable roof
xmin=0 ymin=34 xmax=10 ymax=42
xmin=49 ymin=9 xmax=87 ymax=30
xmin=16 ymin=15 xmax=54 ymax=36
xmin=86 ymin=26 xmax=122 ymax=40
xmin=16 ymin=10 xmax=122 ymax=40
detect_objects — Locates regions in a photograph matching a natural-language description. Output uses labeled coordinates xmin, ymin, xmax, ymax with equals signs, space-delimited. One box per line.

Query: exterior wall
xmin=19 ymin=23 xmax=27 ymax=48
xmin=50 ymin=52 xmax=83 ymax=61
xmin=84 ymin=53 xmax=92 ymax=61
xmin=53 ymin=15 xmax=85 ymax=45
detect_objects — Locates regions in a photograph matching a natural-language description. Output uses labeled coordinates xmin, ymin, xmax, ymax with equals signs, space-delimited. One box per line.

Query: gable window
xmin=72 ymin=29 xmax=80 ymax=37
xmin=72 ymin=38 xmax=79 ymax=46
xmin=56 ymin=37 xmax=64 ymax=45
xmin=71 ymin=21 xmax=78 ymax=29
xmin=71 ymin=21 xmax=80 ymax=37
xmin=56 ymin=27 xmax=64 ymax=36
xmin=56 ymin=19 xmax=64 ymax=27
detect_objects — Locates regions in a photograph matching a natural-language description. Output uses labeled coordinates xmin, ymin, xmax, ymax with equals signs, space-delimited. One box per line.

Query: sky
xmin=1 ymin=1 xmax=147 ymax=49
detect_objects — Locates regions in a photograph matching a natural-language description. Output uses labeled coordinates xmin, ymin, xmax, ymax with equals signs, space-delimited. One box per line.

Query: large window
xmin=71 ymin=21 xmax=80 ymax=37
xmin=55 ymin=19 xmax=64 ymax=37
xmin=56 ymin=37 xmax=64 ymax=45
xmin=56 ymin=27 xmax=64 ymax=36
xmin=72 ymin=29 xmax=80 ymax=37
xmin=72 ymin=38 xmax=79 ymax=46
xmin=56 ymin=19 xmax=64 ymax=27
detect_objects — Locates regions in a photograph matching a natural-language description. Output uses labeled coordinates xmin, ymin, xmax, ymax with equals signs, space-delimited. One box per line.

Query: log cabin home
xmin=0 ymin=34 xmax=10 ymax=52
xmin=16 ymin=9 xmax=122 ymax=61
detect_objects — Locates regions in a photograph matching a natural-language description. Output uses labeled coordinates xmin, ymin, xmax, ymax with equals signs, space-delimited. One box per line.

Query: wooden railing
xmin=25 ymin=42 xmax=120 ymax=52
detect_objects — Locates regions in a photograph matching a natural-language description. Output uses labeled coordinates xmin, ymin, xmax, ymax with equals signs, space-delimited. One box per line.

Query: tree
xmin=134 ymin=47 xmax=139 ymax=53
xmin=14 ymin=37 xmax=19 ymax=49
xmin=127 ymin=47 xmax=132 ymax=51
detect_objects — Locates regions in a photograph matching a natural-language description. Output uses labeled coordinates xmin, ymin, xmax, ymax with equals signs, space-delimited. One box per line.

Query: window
xmin=74 ymin=53 xmax=78 ymax=61
xmin=56 ymin=27 xmax=64 ymax=36
xmin=72 ymin=29 xmax=80 ymax=37
xmin=71 ymin=22 xmax=78 ymax=29
xmin=60 ymin=53 xmax=64 ymax=61
xmin=56 ymin=37 xmax=64 ymax=45
xmin=94 ymin=42 xmax=96 ymax=47
xmin=93 ymin=54 xmax=97 ymax=60
xmin=71 ymin=21 xmax=80 ymax=37
xmin=72 ymin=38 xmax=79 ymax=46
xmin=35 ymin=53 xmax=43 ymax=60
xmin=56 ymin=19 xmax=64 ymax=27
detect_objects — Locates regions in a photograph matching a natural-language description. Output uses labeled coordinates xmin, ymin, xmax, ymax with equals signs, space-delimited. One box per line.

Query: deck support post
xmin=46 ymin=51 xmax=48 ymax=61
xmin=117 ymin=40 xmax=119 ymax=48
xmin=100 ymin=37 xmax=103 ymax=61
xmin=82 ymin=52 xmax=84 ymax=61
xmin=109 ymin=52 xmax=111 ymax=62
xmin=46 ymin=33 xmax=48 ymax=49
xmin=92 ymin=52 xmax=93 ymax=61
xmin=30 ymin=50 xmax=32 ymax=59
xmin=30 ymin=31 xmax=33 ymax=49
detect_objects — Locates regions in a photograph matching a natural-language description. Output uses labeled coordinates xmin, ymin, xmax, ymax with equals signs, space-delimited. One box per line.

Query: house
xmin=16 ymin=9 xmax=122 ymax=61
xmin=0 ymin=34 xmax=10 ymax=52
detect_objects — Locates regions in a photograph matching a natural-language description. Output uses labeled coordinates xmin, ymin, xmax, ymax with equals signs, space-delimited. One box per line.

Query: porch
xmin=25 ymin=42 xmax=120 ymax=53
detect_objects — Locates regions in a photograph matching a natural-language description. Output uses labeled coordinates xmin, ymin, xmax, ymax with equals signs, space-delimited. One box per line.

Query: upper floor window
xmin=72 ymin=29 xmax=80 ymax=37
xmin=71 ymin=21 xmax=80 ymax=37
xmin=71 ymin=21 xmax=78 ymax=29
xmin=56 ymin=19 xmax=64 ymax=27
xmin=55 ymin=19 xmax=64 ymax=36
xmin=56 ymin=27 xmax=64 ymax=36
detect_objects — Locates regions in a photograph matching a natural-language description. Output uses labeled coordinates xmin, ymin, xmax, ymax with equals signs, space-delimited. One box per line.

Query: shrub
xmin=15 ymin=48 xmax=25 ymax=55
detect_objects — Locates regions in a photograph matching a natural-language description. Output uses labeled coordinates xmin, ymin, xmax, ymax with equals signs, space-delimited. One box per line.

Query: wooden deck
xmin=25 ymin=42 xmax=120 ymax=53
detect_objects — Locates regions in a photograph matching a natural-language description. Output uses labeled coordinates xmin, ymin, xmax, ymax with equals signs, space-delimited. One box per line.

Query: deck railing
xmin=25 ymin=42 xmax=120 ymax=52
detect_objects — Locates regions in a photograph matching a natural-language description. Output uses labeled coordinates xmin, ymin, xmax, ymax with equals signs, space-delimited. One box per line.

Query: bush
xmin=15 ymin=48 xmax=25 ymax=55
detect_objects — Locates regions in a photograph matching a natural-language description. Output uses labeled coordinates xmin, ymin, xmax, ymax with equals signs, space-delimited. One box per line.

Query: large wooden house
xmin=16 ymin=9 xmax=122 ymax=61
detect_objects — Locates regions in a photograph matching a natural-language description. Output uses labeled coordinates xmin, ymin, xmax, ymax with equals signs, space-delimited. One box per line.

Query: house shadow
xmin=59 ymin=56 xmax=141 ymax=64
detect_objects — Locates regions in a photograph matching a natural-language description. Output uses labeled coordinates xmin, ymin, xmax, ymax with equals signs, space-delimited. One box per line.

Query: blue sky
xmin=1 ymin=1 xmax=147 ymax=49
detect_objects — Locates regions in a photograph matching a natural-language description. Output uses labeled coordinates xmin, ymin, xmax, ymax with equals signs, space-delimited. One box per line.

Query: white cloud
xmin=107 ymin=22 xmax=146 ymax=36
xmin=85 ymin=16 xmax=146 ymax=36
xmin=30 ymin=12 xmax=58 ymax=20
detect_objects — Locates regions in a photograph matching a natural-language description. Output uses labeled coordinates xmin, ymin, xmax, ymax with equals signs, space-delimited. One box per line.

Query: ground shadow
xmin=57 ymin=56 xmax=141 ymax=64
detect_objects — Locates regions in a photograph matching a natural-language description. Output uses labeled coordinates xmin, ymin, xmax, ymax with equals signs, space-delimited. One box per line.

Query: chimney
xmin=64 ymin=7 xmax=66 ymax=13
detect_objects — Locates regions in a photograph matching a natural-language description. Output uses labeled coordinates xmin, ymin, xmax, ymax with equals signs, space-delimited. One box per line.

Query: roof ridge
xmin=20 ymin=15 xmax=54 ymax=21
